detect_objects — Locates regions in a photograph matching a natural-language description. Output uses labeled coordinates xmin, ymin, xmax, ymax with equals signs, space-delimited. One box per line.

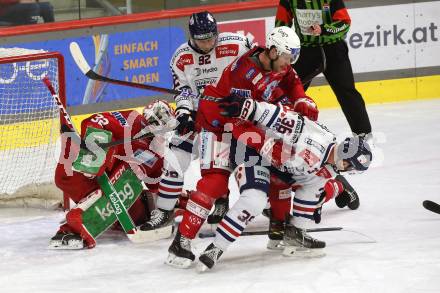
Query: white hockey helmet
xmin=334 ymin=135 xmax=372 ymax=174
xmin=143 ymin=99 xmax=176 ymax=129
xmin=266 ymin=26 xmax=301 ymax=64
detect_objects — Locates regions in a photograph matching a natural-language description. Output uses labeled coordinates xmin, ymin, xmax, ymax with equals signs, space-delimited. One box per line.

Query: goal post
xmin=0 ymin=48 xmax=66 ymax=209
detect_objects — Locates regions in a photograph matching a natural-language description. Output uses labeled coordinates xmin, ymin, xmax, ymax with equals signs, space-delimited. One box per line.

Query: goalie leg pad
xmin=54 ymin=164 xmax=144 ymax=248
xmin=66 ymin=208 xmax=96 ymax=249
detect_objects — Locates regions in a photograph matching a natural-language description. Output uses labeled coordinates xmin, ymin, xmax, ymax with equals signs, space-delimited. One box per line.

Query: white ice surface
xmin=1 ymin=99 xmax=440 ymax=293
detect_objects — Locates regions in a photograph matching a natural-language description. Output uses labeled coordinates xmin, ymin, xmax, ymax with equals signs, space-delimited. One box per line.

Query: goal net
xmin=0 ymin=48 xmax=65 ymax=209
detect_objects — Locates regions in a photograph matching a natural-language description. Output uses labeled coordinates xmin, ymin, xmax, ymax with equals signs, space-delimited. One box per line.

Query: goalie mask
xmin=143 ymin=100 xmax=176 ymax=130
xmin=335 ymin=136 xmax=372 ymax=173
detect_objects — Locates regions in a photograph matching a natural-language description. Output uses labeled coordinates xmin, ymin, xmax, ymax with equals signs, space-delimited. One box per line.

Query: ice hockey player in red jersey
xmin=165 ymin=26 xmax=319 ymax=269
xmin=139 ymin=11 xmax=253 ymax=239
xmin=48 ymin=100 xmax=176 ymax=249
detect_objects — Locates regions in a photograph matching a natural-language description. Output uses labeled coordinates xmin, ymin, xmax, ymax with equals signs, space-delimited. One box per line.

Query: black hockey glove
xmin=313 ymin=193 xmax=326 ymax=224
xmin=219 ymin=95 xmax=256 ymax=120
xmin=175 ymin=108 xmax=195 ymax=135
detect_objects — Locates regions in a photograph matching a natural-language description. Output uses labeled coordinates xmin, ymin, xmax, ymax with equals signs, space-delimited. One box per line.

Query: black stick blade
xmin=423 ymin=200 xmax=440 ymax=215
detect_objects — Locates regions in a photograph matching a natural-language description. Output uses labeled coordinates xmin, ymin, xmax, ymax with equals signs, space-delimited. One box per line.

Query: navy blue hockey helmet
xmin=189 ymin=11 xmax=218 ymax=40
xmin=335 ymin=135 xmax=372 ymax=172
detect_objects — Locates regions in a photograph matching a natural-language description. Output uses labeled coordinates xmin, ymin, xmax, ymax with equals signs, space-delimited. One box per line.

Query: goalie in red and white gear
xmin=139 ymin=11 xmax=253 ymax=240
xmin=49 ymin=100 xmax=180 ymax=249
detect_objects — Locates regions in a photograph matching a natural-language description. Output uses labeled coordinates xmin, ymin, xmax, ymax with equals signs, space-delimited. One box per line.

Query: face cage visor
xmin=288 ymin=47 xmax=301 ymax=64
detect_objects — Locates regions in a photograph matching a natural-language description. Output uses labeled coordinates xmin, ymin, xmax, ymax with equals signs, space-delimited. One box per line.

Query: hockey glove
xmin=175 ymin=108 xmax=195 ymax=135
xmin=314 ymin=179 xmax=344 ymax=224
xmin=293 ymin=96 xmax=319 ymax=121
xmin=219 ymin=95 xmax=256 ymax=121
xmin=175 ymin=88 xmax=196 ymax=135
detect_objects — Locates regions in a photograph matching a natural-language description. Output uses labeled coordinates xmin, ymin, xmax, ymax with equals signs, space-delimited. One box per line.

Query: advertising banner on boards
xmin=2 ymin=1 xmax=438 ymax=107
xmin=2 ymin=27 xmax=186 ymax=106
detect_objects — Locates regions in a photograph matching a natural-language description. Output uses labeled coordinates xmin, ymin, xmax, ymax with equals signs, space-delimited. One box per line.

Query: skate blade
xmin=47 ymin=240 xmax=84 ymax=250
xmin=196 ymin=262 xmax=210 ymax=273
xmin=165 ymin=253 xmax=193 ymax=269
xmin=266 ymin=240 xmax=285 ymax=251
xmin=282 ymin=246 xmax=326 ymax=258
xmin=130 ymin=225 xmax=173 ymax=243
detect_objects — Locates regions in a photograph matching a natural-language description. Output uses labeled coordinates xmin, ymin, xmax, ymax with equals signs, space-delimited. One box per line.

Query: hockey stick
xmin=70 ymin=41 xmax=319 ymax=98
xmin=43 ymin=77 xmax=79 ymax=136
xmin=198 ymin=226 xmax=342 ymax=239
xmin=96 ymin=173 xmax=139 ymax=238
xmin=70 ymin=42 xmax=180 ymax=95
xmin=423 ymin=200 xmax=440 ymax=215
xmin=43 ymin=76 xmax=173 ymax=150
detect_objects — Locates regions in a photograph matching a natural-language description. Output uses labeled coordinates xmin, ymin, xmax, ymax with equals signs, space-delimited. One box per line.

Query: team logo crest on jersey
xmin=257 ymin=76 xmax=271 ymax=90
xmin=299 ymin=149 xmax=320 ymax=167
xmin=215 ymin=44 xmax=239 ymax=58
xmin=231 ymin=88 xmax=251 ymax=98
xmin=252 ymin=72 xmax=263 ymax=85
xmin=262 ymin=80 xmax=279 ymax=101
xmin=245 ymin=68 xmax=256 ymax=80
xmin=176 ymin=54 xmax=194 ymax=71
xmin=230 ymin=58 xmax=241 ymax=71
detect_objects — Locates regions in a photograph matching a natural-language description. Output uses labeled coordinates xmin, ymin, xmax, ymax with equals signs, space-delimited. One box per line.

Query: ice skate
xmin=48 ymin=231 xmax=84 ymax=250
xmin=267 ymin=218 xmax=285 ymax=250
xmin=282 ymin=223 xmax=325 ymax=257
xmin=139 ymin=208 xmax=174 ymax=241
xmin=165 ymin=231 xmax=195 ymax=269
xmin=197 ymin=243 xmax=224 ymax=272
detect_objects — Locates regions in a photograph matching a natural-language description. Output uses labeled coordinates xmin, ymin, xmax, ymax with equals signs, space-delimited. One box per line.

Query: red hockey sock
xmin=178 ymin=190 xmax=215 ymax=239
xmin=269 ymin=196 xmax=291 ymax=222
xmin=268 ymin=177 xmax=292 ymax=221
